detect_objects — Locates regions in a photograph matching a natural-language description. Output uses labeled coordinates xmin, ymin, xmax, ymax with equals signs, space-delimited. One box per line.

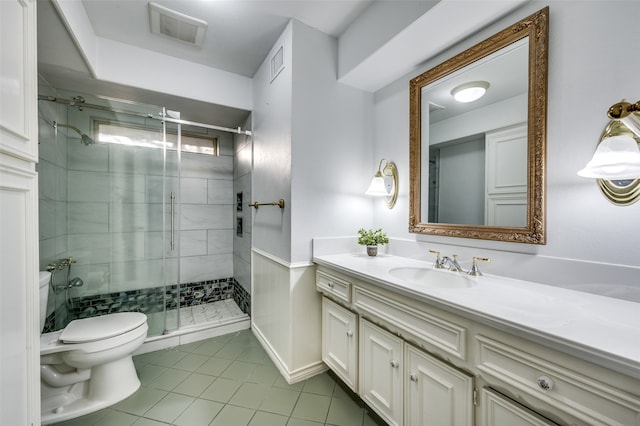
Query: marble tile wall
xmin=38 ymin=92 xmax=245 ymax=326
xmin=233 ymin=119 xmax=252 ymax=296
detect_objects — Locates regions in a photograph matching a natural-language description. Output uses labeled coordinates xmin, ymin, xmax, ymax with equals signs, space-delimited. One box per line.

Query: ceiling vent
xmin=149 ymin=2 xmax=207 ymax=47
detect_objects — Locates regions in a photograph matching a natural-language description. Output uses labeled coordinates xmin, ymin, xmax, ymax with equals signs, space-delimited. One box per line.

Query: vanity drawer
xmin=316 ymin=270 xmax=351 ymax=303
xmin=476 ymin=335 xmax=640 ymax=426
xmin=353 ymin=285 xmax=467 ymax=360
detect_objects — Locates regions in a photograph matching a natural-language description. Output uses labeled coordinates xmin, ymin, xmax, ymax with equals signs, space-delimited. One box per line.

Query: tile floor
xmin=52 ymin=329 xmax=384 ymax=426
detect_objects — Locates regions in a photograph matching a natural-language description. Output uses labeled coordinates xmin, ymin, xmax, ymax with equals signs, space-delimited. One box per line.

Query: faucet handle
xmin=429 ymin=249 xmax=445 ymax=269
xmin=468 ymin=256 xmax=491 ymax=276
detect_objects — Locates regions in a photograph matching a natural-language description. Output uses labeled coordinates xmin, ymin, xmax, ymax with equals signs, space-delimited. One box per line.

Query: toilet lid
xmin=60 ymin=312 xmax=147 ymax=343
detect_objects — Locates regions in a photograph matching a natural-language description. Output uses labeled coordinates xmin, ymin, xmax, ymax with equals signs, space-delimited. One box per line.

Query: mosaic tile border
xmin=43 ymin=278 xmax=251 ymax=333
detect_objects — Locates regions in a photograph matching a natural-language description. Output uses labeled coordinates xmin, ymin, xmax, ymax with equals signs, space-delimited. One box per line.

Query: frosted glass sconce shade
xmin=366 ymin=159 xmax=398 ymax=209
xmin=577 ymin=135 xmax=640 ymax=179
xmin=578 ymin=100 xmax=640 ymax=205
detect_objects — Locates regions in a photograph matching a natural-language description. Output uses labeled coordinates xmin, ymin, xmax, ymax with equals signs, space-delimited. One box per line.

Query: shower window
xmin=95 ymin=119 xmax=219 ymax=155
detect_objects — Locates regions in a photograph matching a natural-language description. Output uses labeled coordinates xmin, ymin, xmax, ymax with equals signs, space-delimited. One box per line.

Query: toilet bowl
xmin=39 ymin=271 xmax=148 ymax=425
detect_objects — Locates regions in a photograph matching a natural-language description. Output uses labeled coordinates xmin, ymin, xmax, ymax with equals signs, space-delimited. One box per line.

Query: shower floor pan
xmin=138 ymin=298 xmax=250 ymax=354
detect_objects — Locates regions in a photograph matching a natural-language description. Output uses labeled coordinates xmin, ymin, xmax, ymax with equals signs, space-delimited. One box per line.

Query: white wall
xmin=371 ymin=1 xmax=640 ymax=274
xmin=290 ymin=20 xmax=373 ymax=264
xmin=253 ymin=20 xmax=373 ymax=264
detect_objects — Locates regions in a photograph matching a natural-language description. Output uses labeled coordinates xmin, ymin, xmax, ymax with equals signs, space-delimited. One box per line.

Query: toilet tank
xmin=39 ymin=271 xmax=51 ymax=332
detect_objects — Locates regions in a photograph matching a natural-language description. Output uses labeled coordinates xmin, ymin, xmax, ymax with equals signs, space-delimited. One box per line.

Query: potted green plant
xmin=357 ymin=228 xmax=389 ymax=257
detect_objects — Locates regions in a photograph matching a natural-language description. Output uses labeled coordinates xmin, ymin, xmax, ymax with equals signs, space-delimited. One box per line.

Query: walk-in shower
xmin=37 ymin=86 xmax=253 ymax=342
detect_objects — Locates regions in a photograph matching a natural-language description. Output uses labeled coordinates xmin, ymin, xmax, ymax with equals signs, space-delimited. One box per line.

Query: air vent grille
xmin=149 ymin=2 xmax=207 ymax=47
xmin=270 ymin=46 xmax=284 ymax=82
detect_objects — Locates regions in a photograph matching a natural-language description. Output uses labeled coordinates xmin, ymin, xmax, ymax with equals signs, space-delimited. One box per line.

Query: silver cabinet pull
xmin=409 ymin=373 xmax=418 ymax=382
xmin=170 ymin=192 xmax=176 ymax=251
xmin=390 ymin=360 xmax=399 ymax=368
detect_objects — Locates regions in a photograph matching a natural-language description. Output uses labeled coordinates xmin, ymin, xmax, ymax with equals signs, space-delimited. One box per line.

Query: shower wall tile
xmin=111 ymin=173 xmax=147 ymax=203
xmin=109 ymin=145 xmax=165 ymax=176
xmin=67 ymin=171 xmax=110 ymax=202
xmin=181 ymin=177 xmax=208 ymax=204
xmin=207 ymin=179 xmax=233 ymax=204
xmin=234 ymin=254 xmax=251 ymax=295
xmin=68 ymin=233 xmax=112 ymax=265
xmin=208 ymin=230 xmax=233 ymax=255
xmin=56 ymin=201 xmax=67 ymax=236
xmin=109 ymin=259 xmax=165 ymax=292
xmin=111 ymin=203 xmax=162 ymax=232
xmin=181 ymin=204 xmax=233 ymax=231
xmin=67 ymin=143 xmax=109 ymax=172
xmin=180 ymin=254 xmax=233 ymax=283
xmin=234 ymin=142 xmax=252 ymax=179
xmin=181 ymin=153 xmax=233 ymax=179
xmin=233 ymin=229 xmax=252 ymax=264
xmin=216 ymin=133 xmax=234 ymax=157
xmin=67 ymin=202 xmax=109 ymax=234
xmin=71 ymin=264 xmax=112 ymax=297
xmin=180 ymin=230 xmax=208 ymax=257
xmin=39 ymin=160 xmax=58 ymax=201
xmin=39 ymin=199 xmax=56 ymax=240
xmin=111 ymin=232 xmax=147 ymax=262
xmin=147 ymin=176 xmax=178 ymax=203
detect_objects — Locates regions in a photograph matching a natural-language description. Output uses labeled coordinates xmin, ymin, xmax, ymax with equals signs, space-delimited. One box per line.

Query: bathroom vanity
xmin=314 ymin=253 xmax=640 ymax=426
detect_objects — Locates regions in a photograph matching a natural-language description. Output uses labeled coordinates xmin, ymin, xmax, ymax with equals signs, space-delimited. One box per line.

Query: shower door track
xmin=38 ymin=95 xmax=251 ymax=136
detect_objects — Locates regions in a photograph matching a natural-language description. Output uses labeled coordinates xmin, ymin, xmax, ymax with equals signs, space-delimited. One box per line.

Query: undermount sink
xmin=388 ymin=267 xmax=477 ymax=289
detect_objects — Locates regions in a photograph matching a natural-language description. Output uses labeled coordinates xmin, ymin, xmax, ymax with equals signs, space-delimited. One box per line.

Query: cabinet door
xmin=359 ymin=319 xmax=403 ymax=426
xmin=405 ymin=344 xmax=474 ymax=426
xmin=480 ymin=388 xmax=558 ymax=426
xmin=322 ymin=297 xmax=357 ymax=391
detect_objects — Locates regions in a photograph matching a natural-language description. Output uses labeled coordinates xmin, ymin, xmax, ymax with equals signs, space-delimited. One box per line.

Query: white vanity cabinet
xmin=315 ymin=261 xmax=640 ymax=426
xmin=359 ymin=319 xmax=404 ymax=425
xmin=405 ymin=343 xmax=474 ymax=426
xmin=322 ymin=297 xmax=358 ymax=391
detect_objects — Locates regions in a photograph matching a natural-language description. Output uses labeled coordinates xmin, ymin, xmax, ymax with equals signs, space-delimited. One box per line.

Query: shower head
xmin=53 ymin=121 xmax=95 ymax=145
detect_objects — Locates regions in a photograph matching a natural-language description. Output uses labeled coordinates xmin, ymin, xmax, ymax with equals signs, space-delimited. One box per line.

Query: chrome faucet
xmin=441 ymin=255 xmax=464 ymax=272
xmin=429 ymin=249 xmax=491 ymax=275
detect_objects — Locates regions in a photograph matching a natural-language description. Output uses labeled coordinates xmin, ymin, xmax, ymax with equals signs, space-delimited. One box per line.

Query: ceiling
xmin=37 ymin=0 xmax=373 ymax=127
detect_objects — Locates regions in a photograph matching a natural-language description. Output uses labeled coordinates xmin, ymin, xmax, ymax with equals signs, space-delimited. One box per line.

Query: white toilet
xmin=39 ymin=271 xmax=148 ymax=424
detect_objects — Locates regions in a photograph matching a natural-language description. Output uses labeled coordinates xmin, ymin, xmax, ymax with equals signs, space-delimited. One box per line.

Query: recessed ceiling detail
xmin=149 ymin=2 xmax=207 ymax=47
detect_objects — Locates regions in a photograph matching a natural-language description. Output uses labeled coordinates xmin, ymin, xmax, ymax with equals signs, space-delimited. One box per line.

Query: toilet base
xmin=41 ymin=355 xmax=140 ymax=425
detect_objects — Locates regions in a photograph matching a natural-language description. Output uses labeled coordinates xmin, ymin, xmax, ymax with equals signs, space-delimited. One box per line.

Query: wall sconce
xmin=578 ymin=100 xmax=640 ymax=205
xmin=365 ymin=158 xmax=398 ymax=209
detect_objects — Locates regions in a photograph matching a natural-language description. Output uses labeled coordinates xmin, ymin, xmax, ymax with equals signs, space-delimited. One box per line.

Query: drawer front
xmin=480 ymin=388 xmax=558 ymax=426
xmin=316 ymin=270 xmax=351 ymax=303
xmin=477 ymin=335 xmax=640 ymax=426
xmin=354 ymin=285 xmax=466 ymax=360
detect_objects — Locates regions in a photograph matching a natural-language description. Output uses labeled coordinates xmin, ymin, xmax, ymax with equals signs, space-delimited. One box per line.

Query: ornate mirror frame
xmin=409 ymin=7 xmax=548 ymax=244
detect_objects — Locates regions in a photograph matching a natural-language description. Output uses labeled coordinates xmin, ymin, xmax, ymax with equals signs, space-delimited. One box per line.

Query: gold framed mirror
xmin=409 ymin=7 xmax=548 ymax=244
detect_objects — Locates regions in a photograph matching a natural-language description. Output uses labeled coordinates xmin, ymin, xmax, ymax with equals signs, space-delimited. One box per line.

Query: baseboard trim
xmin=252 ymin=321 xmax=327 ymax=384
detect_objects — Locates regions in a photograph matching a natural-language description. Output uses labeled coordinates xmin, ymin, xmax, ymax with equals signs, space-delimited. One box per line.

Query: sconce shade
xmin=365 ymin=173 xmax=390 ymax=196
xmin=451 ymin=81 xmax=490 ymax=103
xmin=366 ymin=159 xmax=398 ymax=208
xmin=577 ymin=136 xmax=640 ymax=179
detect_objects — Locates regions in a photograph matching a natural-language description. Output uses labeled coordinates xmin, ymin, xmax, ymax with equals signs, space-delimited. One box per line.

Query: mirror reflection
xmin=409 ymin=7 xmax=548 ymax=244
xmin=423 ymin=38 xmax=529 ymax=226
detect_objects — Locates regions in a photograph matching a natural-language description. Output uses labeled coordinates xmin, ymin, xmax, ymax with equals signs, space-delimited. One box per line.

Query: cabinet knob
xmin=409 ymin=373 xmax=418 ymax=382
xmin=537 ymin=376 xmax=554 ymax=391
xmin=346 ymin=330 xmax=353 ymax=337
xmin=327 ymin=281 xmax=334 ymax=288
xmin=390 ymin=360 xmax=399 ymax=368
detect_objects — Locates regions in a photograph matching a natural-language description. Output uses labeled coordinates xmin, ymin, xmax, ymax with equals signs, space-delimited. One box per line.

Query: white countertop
xmin=314 ymin=253 xmax=640 ymax=380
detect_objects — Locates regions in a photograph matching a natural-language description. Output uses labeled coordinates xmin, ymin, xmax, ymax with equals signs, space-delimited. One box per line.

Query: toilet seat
xmin=60 ymin=312 xmax=147 ymax=343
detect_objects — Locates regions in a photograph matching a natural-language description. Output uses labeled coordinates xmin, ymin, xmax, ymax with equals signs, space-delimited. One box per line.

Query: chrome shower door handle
xmin=170 ymin=191 xmax=175 ymax=251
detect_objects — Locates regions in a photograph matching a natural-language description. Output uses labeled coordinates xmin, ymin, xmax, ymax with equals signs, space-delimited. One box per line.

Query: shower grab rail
xmin=170 ymin=192 xmax=176 ymax=251
xmin=249 ymin=199 xmax=286 ymax=210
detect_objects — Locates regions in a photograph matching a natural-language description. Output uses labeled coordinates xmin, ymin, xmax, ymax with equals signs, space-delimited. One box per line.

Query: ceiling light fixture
xmin=451 ymin=81 xmax=490 ymax=103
